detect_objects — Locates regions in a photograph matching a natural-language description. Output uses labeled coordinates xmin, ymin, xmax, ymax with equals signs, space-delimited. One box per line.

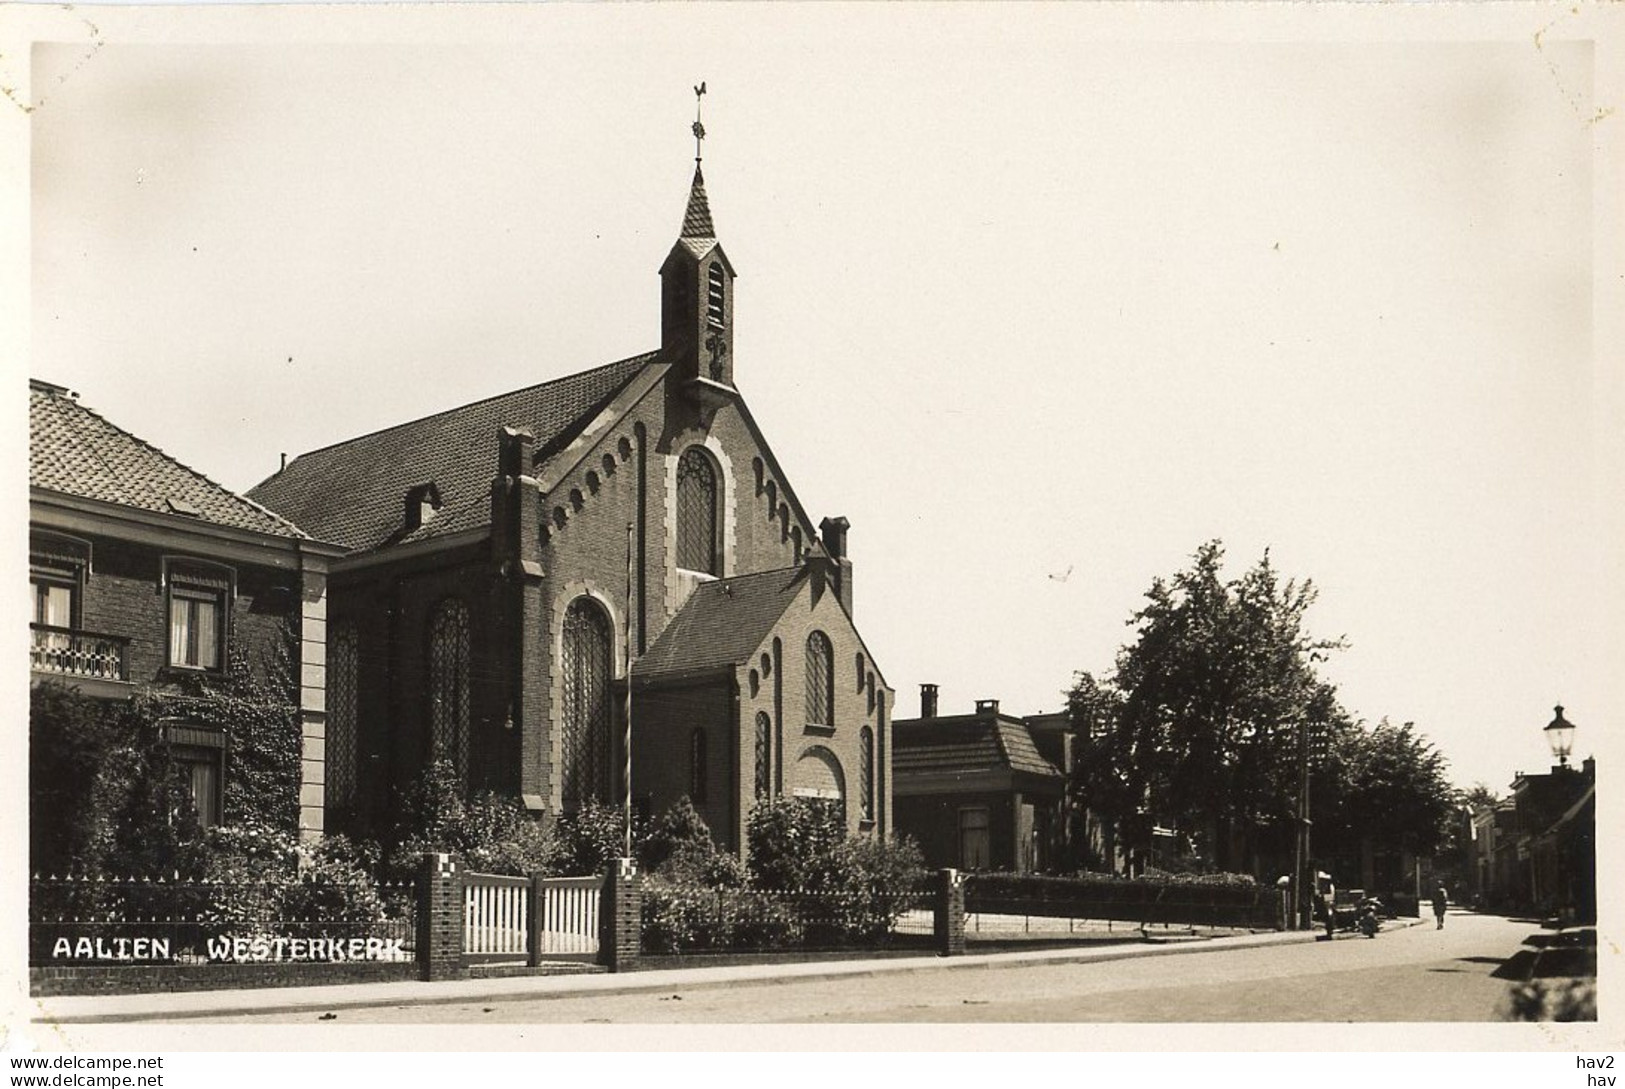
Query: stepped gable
xmin=30 ymin=380 xmax=309 ymax=540
xmin=248 ymin=353 xmax=656 ymax=553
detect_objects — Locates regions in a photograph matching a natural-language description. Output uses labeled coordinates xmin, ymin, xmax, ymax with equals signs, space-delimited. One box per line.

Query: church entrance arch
xmin=792 ymin=746 xmax=846 ymax=825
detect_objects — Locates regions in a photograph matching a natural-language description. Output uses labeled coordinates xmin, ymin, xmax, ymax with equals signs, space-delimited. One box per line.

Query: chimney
xmin=818 ymin=516 xmax=854 ymax=615
xmin=975 ymin=698 xmax=1000 ymax=717
xmin=920 ymin=683 xmax=939 ymax=719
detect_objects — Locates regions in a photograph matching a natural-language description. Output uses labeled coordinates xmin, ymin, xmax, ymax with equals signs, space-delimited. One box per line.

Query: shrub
xmin=641 ymin=798 xmax=746 ymax=888
xmin=1501 ymin=979 xmax=1597 ymax=1022
xmin=388 ymin=760 xmax=559 ymax=878
xmin=553 ymin=798 xmax=638 ymax=876
xmin=745 ymin=797 xmax=848 ymax=890
xmin=640 ymin=880 xmax=802 ymax=953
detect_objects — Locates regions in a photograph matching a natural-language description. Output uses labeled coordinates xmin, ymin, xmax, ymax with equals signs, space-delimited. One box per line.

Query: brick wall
xmin=30 ymin=962 xmax=414 ymax=997
xmin=894 ymin=791 xmax=1016 ymax=872
xmin=598 ymin=858 xmax=641 ymax=973
xmin=633 ymin=680 xmax=735 ymax=845
xmin=71 ymin=536 xmax=299 ymax=693
xmin=417 ymin=853 xmax=466 ymax=981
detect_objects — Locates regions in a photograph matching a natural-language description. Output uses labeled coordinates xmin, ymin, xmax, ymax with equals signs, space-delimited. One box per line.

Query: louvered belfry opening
xmin=429 ymin=599 xmax=471 ymax=785
xmin=676 ymin=447 xmax=719 ymax=574
xmin=561 ymin=597 xmax=613 ymax=811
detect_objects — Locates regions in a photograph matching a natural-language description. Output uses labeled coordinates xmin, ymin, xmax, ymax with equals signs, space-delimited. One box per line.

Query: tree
xmin=1315 ymin=718 xmax=1457 ymax=880
xmin=1069 ymin=540 xmax=1347 ymax=872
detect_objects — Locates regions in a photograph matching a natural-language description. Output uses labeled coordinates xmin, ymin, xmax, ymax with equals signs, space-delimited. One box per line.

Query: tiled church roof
xmin=247 ymin=352 xmax=656 ymax=553
xmin=680 ymin=166 xmax=716 ymax=240
xmin=29 ymin=380 xmax=310 ymax=540
xmin=633 ymin=567 xmax=809 ymax=679
xmin=892 ymin=716 xmax=1063 ymax=780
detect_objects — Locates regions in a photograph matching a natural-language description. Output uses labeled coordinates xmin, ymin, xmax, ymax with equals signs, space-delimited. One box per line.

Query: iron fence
xmin=29 ymin=873 xmax=416 ymax=967
xmin=964 ymin=873 xmax=1278 ymax=931
xmin=641 ymin=876 xmax=936 ymax=954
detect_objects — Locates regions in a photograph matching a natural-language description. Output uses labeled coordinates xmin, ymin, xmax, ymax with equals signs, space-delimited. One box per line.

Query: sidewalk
xmin=30 ymin=919 xmax=1425 ymax=1024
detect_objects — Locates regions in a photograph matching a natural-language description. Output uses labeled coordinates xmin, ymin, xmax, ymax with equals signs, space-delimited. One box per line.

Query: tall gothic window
xmin=676 ymin=448 xmax=719 ymax=574
xmin=859 ymin=726 xmax=875 ymax=822
xmin=327 ymin=622 xmax=359 ymax=811
xmin=754 ymin=712 xmax=772 ymax=800
xmin=690 ymin=729 xmax=708 ymax=805
xmin=428 ymin=599 xmax=470 ymax=784
xmin=561 ymin=597 xmax=613 ymax=811
xmin=805 ymin=631 xmax=833 ymax=727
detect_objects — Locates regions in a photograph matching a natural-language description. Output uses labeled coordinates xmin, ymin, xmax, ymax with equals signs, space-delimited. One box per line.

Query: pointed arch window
xmin=327 ymin=621 xmax=359 ymax=812
xmin=676 ymin=447 xmax=719 ymax=575
xmin=805 ymin=630 xmax=834 ymax=728
xmin=428 ymin=599 xmax=470 ymax=784
xmin=859 ymin=726 xmax=875 ymax=823
xmin=754 ymin=712 xmax=772 ymax=800
xmin=690 ymin=729 xmax=708 ymax=805
xmin=561 ymin=597 xmax=613 ymax=811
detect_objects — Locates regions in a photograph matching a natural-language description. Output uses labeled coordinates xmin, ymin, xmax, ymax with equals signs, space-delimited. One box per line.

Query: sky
xmin=13 ymin=4 xmax=1624 ymax=796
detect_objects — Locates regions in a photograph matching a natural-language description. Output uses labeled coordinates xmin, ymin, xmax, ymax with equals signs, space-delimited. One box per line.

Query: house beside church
xmin=28 ymin=379 xmax=341 ymax=839
xmin=891 ymin=687 xmax=1069 ymax=873
xmin=248 ymin=154 xmax=892 ymax=853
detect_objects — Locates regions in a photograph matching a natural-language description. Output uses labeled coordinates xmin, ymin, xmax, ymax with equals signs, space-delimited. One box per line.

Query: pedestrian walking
xmin=1431 ymin=885 xmax=1448 ymax=929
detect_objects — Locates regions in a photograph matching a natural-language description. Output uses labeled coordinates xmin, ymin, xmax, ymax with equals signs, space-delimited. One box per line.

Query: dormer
xmin=661 ymin=166 xmax=737 ymax=407
xmin=404 ymin=482 xmax=442 ymax=534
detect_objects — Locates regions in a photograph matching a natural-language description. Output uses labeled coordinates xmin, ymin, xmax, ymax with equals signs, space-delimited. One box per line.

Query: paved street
xmin=196 ymin=910 xmax=1555 ymax=1024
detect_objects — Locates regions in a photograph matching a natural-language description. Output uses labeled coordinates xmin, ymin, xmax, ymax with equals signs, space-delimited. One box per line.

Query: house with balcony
xmin=28 ymin=379 xmax=342 ymax=838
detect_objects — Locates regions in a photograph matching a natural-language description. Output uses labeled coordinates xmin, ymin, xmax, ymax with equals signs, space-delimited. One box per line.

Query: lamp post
xmin=1545 ymin=704 xmax=1577 ymax=770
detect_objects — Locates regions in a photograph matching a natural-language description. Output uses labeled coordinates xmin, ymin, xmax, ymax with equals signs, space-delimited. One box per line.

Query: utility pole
xmin=1296 ymin=718 xmax=1313 ymax=930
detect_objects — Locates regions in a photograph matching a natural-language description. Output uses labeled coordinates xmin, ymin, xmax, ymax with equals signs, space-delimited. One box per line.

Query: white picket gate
xmin=536 ymin=875 xmax=601 ymax=957
xmin=462 ymin=872 xmax=602 ymax=964
xmin=463 ymin=873 xmax=530 ymax=963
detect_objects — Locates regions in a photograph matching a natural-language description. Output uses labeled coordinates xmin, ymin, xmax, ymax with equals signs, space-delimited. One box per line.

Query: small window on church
xmin=706 ymin=262 xmax=726 ymax=327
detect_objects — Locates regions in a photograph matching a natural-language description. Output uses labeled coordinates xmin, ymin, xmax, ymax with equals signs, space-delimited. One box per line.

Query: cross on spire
xmin=692 ymin=81 xmax=707 ymax=165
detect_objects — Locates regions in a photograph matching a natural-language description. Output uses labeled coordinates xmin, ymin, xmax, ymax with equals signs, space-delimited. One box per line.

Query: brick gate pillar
xmin=598 ymin=857 xmax=641 ymax=973
xmin=418 ymin=853 xmax=468 ymax=982
xmin=934 ymin=867 xmax=965 ymax=957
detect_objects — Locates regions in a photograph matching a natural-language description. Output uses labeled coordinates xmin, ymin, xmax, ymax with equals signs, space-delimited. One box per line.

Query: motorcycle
xmin=1356 ymin=896 xmax=1383 ymax=938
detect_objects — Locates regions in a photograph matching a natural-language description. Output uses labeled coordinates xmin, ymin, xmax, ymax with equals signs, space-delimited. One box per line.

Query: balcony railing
xmin=30 ymin=624 xmax=129 ymax=682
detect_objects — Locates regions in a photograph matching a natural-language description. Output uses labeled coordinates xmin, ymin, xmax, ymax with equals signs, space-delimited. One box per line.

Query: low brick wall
xmin=30 ymin=961 xmax=415 ymax=997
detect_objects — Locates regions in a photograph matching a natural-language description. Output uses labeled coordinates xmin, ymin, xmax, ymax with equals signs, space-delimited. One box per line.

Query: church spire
xmin=682 ymin=83 xmax=716 ymax=239
xmin=680 ymin=168 xmax=716 ymax=240
xmin=661 ymin=81 xmax=736 ymax=400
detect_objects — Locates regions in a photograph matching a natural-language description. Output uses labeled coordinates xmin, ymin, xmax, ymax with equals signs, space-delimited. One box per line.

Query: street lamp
xmin=1544 ymin=704 xmax=1577 ymax=769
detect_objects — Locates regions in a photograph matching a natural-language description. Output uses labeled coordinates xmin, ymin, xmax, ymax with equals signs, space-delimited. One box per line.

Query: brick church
xmin=249 ymin=145 xmax=892 ymax=853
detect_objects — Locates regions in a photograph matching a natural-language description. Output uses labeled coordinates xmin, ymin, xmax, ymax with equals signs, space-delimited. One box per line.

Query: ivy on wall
xmin=29 ymin=636 xmax=302 ymax=877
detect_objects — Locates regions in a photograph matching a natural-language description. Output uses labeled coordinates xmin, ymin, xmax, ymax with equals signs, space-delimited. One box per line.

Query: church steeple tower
xmin=661 ymin=83 xmax=736 ymax=401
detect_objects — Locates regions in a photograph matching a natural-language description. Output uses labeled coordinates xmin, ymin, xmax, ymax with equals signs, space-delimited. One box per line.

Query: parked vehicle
xmin=1357 ymin=896 xmax=1383 ymax=938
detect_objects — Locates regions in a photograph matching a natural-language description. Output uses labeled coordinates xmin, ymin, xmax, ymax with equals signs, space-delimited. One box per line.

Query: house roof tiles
xmin=246 ymin=352 xmax=655 ymax=553
xmin=892 ymin=715 xmax=1063 ymax=780
xmin=29 ymin=380 xmax=310 ymax=540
